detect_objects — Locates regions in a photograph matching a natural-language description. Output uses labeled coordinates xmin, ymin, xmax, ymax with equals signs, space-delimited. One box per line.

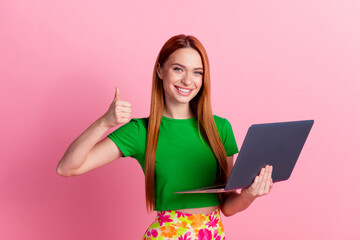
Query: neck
xmin=163 ymin=103 xmax=194 ymax=119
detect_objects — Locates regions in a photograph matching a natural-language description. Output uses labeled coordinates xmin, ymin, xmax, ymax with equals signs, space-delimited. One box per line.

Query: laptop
xmin=174 ymin=120 xmax=314 ymax=193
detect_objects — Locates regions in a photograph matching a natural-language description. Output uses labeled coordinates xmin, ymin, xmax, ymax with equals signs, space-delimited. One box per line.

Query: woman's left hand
xmin=241 ymin=165 xmax=274 ymax=202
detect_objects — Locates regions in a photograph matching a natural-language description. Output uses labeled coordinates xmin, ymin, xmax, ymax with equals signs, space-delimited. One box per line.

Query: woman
xmin=56 ymin=34 xmax=273 ymax=240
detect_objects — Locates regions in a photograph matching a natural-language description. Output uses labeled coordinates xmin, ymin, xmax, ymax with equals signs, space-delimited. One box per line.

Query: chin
xmin=177 ymin=94 xmax=198 ymax=103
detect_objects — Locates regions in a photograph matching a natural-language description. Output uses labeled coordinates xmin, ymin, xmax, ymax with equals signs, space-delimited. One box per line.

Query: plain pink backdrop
xmin=1 ymin=0 xmax=359 ymax=239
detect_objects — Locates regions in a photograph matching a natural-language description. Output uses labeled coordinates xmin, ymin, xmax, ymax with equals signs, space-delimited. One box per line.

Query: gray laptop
xmin=174 ymin=120 xmax=314 ymax=193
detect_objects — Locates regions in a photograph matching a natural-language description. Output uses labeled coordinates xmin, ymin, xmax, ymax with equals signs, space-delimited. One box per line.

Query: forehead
xmin=165 ymin=48 xmax=203 ymax=68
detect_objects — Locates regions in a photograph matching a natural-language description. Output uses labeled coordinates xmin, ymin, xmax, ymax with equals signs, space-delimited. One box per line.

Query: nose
xmin=181 ymin=71 xmax=193 ymax=86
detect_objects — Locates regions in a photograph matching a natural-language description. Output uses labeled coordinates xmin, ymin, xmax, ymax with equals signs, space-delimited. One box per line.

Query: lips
xmin=174 ymin=85 xmax=194 ymax=96
xmin=176 ymin=87 xmax=191 ymax=92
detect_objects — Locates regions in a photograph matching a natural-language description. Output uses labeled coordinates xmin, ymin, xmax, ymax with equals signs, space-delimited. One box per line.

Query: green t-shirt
xmin=107 ymin=115 xmax=238 ymax=211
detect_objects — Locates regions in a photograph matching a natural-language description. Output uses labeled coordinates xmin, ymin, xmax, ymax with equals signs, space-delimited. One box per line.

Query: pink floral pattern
xmin=205 ymin=215 xmax=219 ymax=228
xmin=198 ymin=228 xmax=212 ymax=240
xmin=178 ymin=232 xmax=192 ymax=240
xmin=142 ymin=208 xmax=225 ymax=240
xmin=213 ymin=229 xmax=223 ymax=240
xmin=157 ymin=211 xmax=174 ymax=226
xmin=146 ymin=229 xmax=159 ymax=238
xmin=176 ymin=212 xmax=187 ymax=218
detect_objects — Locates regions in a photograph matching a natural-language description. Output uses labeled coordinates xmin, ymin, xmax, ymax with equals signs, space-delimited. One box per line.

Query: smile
xmin=175 ymin=86 xmax=193 ymax=93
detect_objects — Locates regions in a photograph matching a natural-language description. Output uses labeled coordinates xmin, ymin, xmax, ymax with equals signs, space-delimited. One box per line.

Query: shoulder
xmin=212 ymin=115 xmax=234 ymax=137
xmin=212 ymin=115 xmax=238 ymax=155
xmin=213 ymin=115 xmax=232 ymax=128
xmin=110 ymin=117 xmax=148 ymax=134
xmin=128 ymin=117 xmax=148 ymax=127
xmin=125 ymin=117 xmax=149 ymax=133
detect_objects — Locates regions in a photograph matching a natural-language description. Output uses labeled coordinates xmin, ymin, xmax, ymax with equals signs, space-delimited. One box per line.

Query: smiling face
xmin=157 ymin=47 xmax=204 ymax=108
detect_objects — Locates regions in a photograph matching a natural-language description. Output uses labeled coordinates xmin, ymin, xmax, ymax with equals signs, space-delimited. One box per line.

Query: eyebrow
xmin=171 ymin=63 xmax=203 ymax=70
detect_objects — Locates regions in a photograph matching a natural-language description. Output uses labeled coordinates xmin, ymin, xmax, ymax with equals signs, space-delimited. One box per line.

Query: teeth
xmin=176 ymin=87 xmax=191 ymax=93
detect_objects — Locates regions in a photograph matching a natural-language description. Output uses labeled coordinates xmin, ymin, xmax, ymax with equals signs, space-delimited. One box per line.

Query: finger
xmin=115 ymin=106 xmax=122 ymax=112
xmin=119 ymin=112 xmax=131 ymax=118
xmin=113 ymin=87 xmax=120 ymax=101
xmin=115 ymin=105 xmax=132 ymax=114
xmin=117 ymin=117 xmax=131 ymax=124
xmin=122 ymin=101 xmax=131 ymax=107
xmin=266 ymin=178 xmax=274 ymax=193
xmin=119 ymin=115 xmax=131 ymax=121
xmin=258 ymin=167 xmax=266 ymax=194
xmin=269 ymin=165 xmax=273 ymax=178
xmin=267 ymin=165 xmax=273 ymax=188
xmin=121 ymin=106 xmax=132 ymax=113
xmin=254 ymin=168 xmax=265 ymax=194
xmin=265 ymin=166 xmax=274 ymax=193
xmin=259 ymin=166 xmax=269 ymax=194
xmin=264 ymin=177 xmax=272 ymax=194
xmin=251 ymin=176 xmax=259 ymax=191
xmin=115 ymin=104 xmax=131 ymax=111
xmin=265 ymin=165 xmax=271 ymax=181
xmin=115 ymin=100 xmax=131 ymax=107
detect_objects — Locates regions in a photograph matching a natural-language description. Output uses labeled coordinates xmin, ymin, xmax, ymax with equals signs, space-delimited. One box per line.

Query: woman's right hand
xmin=56 ymin=87 xmax=129 ymax=177
xmin=102 ymin=87 xmax=132 ymax=128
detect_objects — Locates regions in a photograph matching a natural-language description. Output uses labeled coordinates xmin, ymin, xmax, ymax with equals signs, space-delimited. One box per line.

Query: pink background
xmin=1 ymin=0 xmax=359 ymax=239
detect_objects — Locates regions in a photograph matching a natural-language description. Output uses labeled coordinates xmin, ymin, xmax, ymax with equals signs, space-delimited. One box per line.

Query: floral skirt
xmin=142 ymin=208 xmax=225 ymax=240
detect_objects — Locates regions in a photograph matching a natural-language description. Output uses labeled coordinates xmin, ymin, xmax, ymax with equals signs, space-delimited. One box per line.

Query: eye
xmin=194 ymin=71 xmax=203 ymax=76
xmin=173 ymin=67 xmax=183 ymax=72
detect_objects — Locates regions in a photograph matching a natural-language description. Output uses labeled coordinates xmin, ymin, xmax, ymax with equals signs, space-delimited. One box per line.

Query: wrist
xmin=240 ymin=189 xmax=257 ymax=204
xmin=96 ymin=115 xmax=112 ymax=130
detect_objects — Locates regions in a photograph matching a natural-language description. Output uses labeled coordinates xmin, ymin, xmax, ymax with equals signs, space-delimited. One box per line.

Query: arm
xmin=56 ymin=87 xmax=131 ymax=177
xmin=220 ymin=156 xmax=274 ymax=217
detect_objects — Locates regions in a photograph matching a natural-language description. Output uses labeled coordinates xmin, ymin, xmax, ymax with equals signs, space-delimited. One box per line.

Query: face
xmin=157 ymin=48 xmax=203 ymax=106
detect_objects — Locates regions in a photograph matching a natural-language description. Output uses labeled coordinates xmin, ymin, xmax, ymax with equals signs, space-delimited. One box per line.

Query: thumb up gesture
xmin=102 ymin=87 xmax=132 ymax=128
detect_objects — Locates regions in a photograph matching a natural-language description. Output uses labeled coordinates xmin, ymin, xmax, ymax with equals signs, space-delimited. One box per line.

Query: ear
xmin=156 ymin=63 xmax=163 ymax=79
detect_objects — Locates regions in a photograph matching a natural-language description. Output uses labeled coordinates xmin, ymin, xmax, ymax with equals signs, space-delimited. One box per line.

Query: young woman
xmin=56 ymin=34 xmax=273 ymax=240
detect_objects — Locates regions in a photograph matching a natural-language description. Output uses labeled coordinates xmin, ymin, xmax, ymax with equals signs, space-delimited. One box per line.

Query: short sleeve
xmin=215 ymin=116 xmax=239 ymax=156
xmin=107 ymin=119 xmax=139 ymax=157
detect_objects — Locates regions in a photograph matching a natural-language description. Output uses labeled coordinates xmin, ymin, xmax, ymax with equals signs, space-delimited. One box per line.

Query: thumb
xmin=113 ymin=87 xmax=120 ymax=101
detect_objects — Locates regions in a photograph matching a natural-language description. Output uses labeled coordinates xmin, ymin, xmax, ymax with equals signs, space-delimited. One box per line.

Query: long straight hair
xmin=145 ymin=34 xmax=229 ymax=212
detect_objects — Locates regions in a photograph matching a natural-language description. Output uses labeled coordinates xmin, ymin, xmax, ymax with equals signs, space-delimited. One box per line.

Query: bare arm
xmin=220 ymin=156 xmax=274 ymax=217
xmin=56 ymin=87 xmax=131 ymax=177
